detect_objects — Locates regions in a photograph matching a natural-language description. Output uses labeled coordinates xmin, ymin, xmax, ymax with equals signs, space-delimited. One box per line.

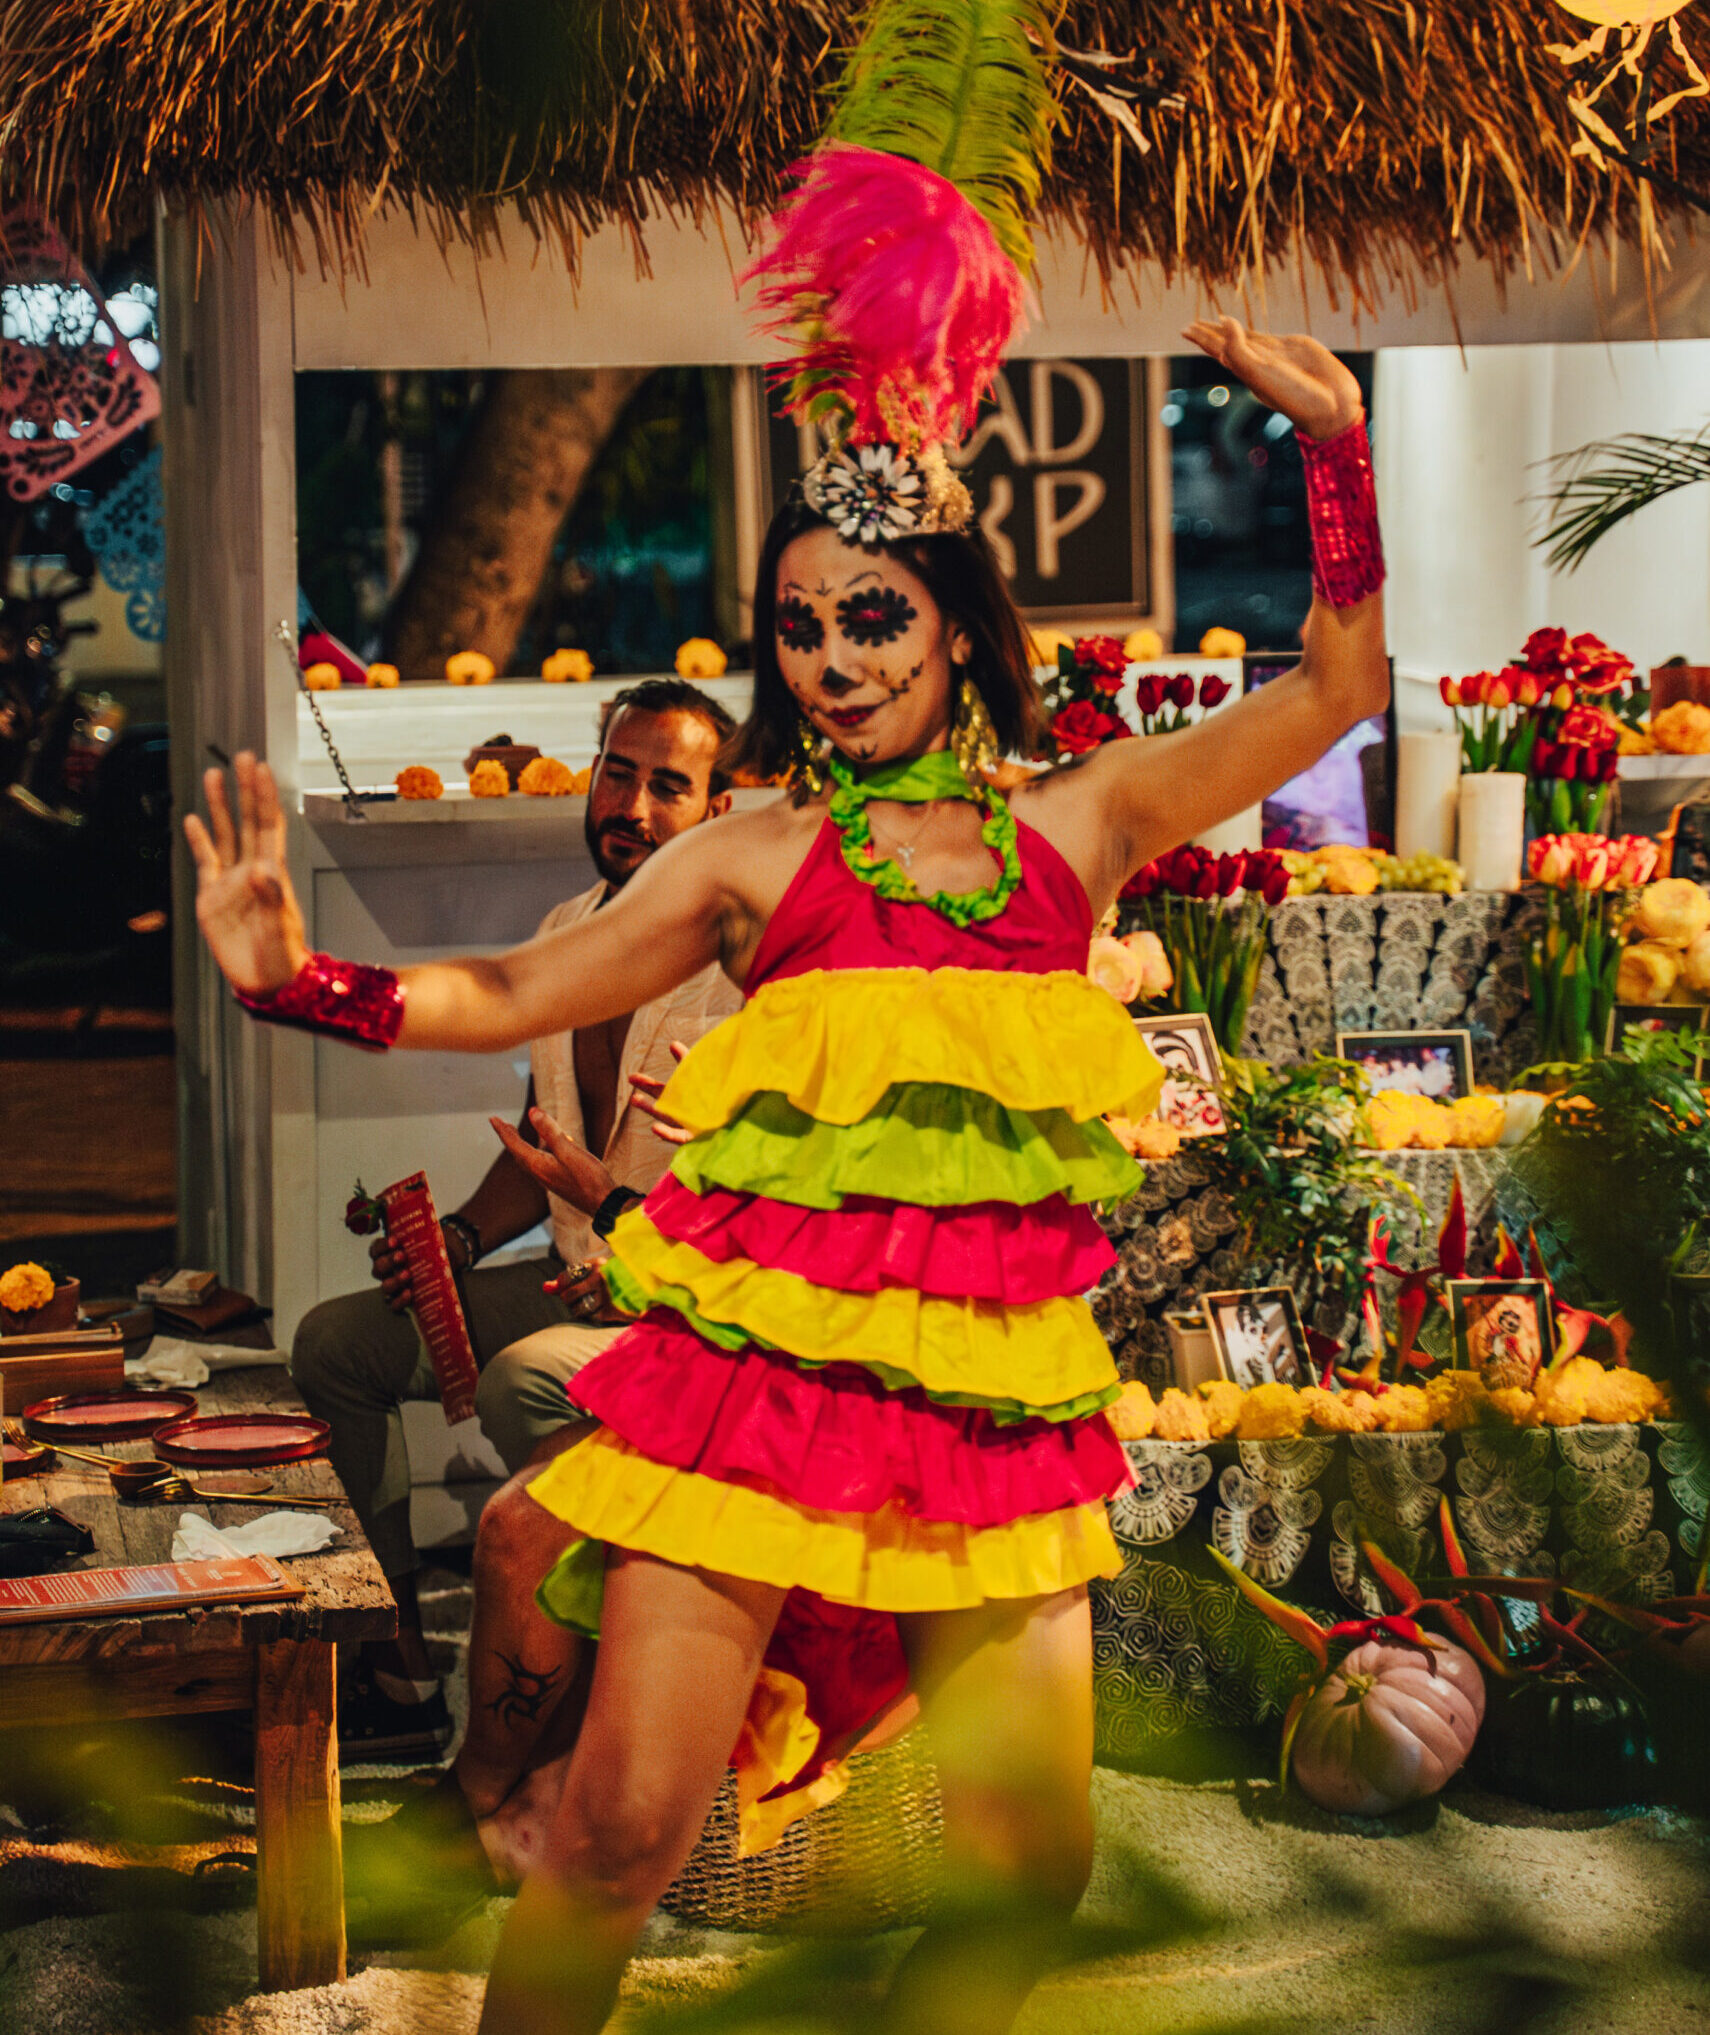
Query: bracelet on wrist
xmin=441 ymin=1212 xmax=483 ymax=1268
xmin=234 ymin=952 xmax=406 ymax=1050
xmin=591 ymin=1187 xmax=644 ymax=1241
xmin=1297 ymin=413 xmax=1385 ymax=611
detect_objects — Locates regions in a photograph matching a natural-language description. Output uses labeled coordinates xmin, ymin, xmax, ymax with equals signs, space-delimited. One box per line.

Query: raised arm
xmin=184 ymin=753 xmax=734 ymax=1053
xmin=1023 ymin=321 xmax=1389 ymax=904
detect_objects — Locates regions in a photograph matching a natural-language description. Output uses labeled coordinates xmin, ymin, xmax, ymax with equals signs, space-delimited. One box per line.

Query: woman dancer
xmin=189 ymin=312 xmax=1385 ymax=2035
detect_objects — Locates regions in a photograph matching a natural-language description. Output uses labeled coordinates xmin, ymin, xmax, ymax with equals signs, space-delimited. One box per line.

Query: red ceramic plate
xmin=150 ymin=1412 xmax=331 ymax=1470
xmin=1 ymin=1438 xmax=53 ymax=1479
xmin=21 ymin=1388 xmax=200 ymax=1442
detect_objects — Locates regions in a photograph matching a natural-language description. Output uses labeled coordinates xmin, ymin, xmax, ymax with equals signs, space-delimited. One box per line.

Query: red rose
xmin=1560 ymin=704 xmax=1616 ymax=749
xmin=1592 ymin=746 xmax=1620 ymax=784
xmin=1199 ymin=676 xmax=1232 ymax=710
xmin=1167 ymin=672 xmax=1196 ymax=711
xmin=1074 ymin=634 xmax=1127 ymax=677
xmin=1521 ymin=627 xmax=1570 ymax=676
xmin=1088 ymin=664 xmax=1124 ymax=696
xmin=1052 ymin=701 xmax=1124 ymax=754
xmin=344 ymin=1183 xmax=383 ymax=1237
xmin=1133 ymin=674 xmax=1164 ymax=718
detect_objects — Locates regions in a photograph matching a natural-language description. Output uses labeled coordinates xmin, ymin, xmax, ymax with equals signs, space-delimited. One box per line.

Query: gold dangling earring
xmin=951 ymin=671 xmax=1000 ymax=789
xmin=788 ymin=711 xmax=826 ymax=799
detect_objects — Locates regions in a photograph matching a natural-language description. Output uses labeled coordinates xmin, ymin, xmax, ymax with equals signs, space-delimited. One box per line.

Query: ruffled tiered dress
xmin=529 ymin=770 xmax=1163 ymax=1849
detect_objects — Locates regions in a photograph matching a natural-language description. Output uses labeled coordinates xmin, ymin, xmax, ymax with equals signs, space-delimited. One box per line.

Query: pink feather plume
xmin=744 ymin=143 xmax=1026 ymax=448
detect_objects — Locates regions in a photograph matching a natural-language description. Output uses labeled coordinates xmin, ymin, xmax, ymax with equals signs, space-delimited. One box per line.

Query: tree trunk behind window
xmin=383 ymin=366 xmax=647 ymax=683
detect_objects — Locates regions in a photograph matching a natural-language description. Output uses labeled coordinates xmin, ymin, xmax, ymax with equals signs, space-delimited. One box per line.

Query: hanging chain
xmin=274 ymin=620 xmax=366 ymax=821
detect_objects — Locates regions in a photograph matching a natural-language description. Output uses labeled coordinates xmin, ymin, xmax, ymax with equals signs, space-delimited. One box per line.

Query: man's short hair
xmin=597 ymin=678 xmax=739 ymax=797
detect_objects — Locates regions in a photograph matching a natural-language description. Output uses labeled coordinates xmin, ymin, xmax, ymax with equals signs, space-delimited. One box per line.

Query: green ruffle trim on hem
xmin=668 ymin=1084 xmax=1142 ymax=1212
xmin=535 ymin=1535 xmax=606 ymax=1636
xmin=600 ymin=1256 xmax=1121 ymax=1427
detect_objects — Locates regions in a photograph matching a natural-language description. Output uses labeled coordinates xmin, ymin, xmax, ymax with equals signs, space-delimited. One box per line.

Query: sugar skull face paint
xmin=773 ymin=526 xmax=970 ymax=767
xmin=835 ymin=585 xmax=917 ymax=647
xmin=775 ymin=595 xmax=824 ymax=654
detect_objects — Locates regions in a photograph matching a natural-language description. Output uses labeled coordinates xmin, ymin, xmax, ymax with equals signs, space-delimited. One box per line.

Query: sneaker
xmin=338 ymin=1666 xmax=454 ymax=1764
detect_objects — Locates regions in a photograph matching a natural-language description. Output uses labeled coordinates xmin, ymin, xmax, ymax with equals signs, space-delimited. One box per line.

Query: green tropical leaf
xmin=1537 ymin=423 xmax=1710 ymax=572
xmin=826 ymin=0 xmax=1058 ymax=272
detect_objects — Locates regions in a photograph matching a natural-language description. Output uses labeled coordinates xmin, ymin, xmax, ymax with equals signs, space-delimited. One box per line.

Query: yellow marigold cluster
xmin=1199 ymin=627 xmax=1247 ymax=658
xmin=446 ymin=651 xmax=496 ymax=685
xmin=1298 ymin=1385 xmax=1381 ymax=1433
xmin=303 ymin=662 xmax=342 ymax=691
xmin=1106 ymin=1114 xmax=1183 ymax=1163
xmin=0 ymin=1261 xmax=55 ymax=1312
xmin=1650 ymin=700 xmax=1710 ymax=755
xmin=395 ymin=766 xmax=444 ymax=800
xmin=674 ymin=638 xmax=728 ymax=680
xmin=1197 ymin=1379 xmax=1245 ymax=1439
xmin=1152 ymin=1388 xmax=1211 ymax=1443
xmin=1365 ymin=1091 xmax=1505 ymax=1151
xmin=468 ymin=760 xmax=511 ymax=798
xmin=1109 ymin=1381 xmax=1157 ymax=1440
xmin=518 ymin=756 xmax=577 ymax=797
xmin=541 ymin=649 xmax=594 ymax=683
xmin=1235 ymin=1381 xmax=1309 ymax=1439
xmin=1372 ymin=1384 xmax=1431 ymax=1431
xmin=1123 ymin=627 xmax=1164 ymax=662
xmin=365 ymin=663 xmax=400 ymax=688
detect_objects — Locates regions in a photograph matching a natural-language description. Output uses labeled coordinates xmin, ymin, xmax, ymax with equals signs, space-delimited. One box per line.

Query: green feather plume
xmin=824 ymin=0 xmax=1057 ymax=274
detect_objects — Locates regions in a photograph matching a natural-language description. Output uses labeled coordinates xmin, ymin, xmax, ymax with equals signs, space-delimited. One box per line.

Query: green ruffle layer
xmin=601 ymin=1256 xmax=1121 ymax=1428
xmin=669 ymin=1083 xmax=1141 ymax=1212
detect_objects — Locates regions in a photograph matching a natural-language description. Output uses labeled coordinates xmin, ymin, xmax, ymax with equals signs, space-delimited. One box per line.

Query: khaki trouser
xmin=290 ymin=1256 xmax=614 ymax=1580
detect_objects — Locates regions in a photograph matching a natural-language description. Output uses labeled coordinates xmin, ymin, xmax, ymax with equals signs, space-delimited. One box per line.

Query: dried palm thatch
xmin=3 ymin=0 xmax=1709 ymax=299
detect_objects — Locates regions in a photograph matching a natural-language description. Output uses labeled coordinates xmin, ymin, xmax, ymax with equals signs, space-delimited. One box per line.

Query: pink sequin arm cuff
xmin=234 ymin=952 xmax=405 ymax=1050
xmin=1299 ymin=415 xmax=1385 ymax=609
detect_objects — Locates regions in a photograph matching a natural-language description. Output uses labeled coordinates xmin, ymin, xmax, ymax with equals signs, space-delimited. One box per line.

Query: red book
xmin=0 ymin=1554 xmax=303 ymax=1626
xmin=380 ymin=1172 xmax=480 ymax=1424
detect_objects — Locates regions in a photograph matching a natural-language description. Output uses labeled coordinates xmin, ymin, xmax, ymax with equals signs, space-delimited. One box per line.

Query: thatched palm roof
xmin=5 ymin=1 xmax=1708 ymax=298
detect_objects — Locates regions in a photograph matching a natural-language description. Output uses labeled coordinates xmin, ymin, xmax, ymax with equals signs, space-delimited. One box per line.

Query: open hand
xmin=1182 ymin=318 xmax=1362 ymax=444
xmin=490 ymin=1106 xmax=617 ymax=1218
xmin=182 ymin=753 xmax=310 ymax=995
xmin=628 ymin=1041 xmax=694 ymax=1147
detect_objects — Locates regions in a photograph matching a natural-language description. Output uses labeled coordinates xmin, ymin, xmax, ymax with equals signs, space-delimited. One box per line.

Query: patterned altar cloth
xmin=1090 ymin=1422 xmax=1710 ymax=1759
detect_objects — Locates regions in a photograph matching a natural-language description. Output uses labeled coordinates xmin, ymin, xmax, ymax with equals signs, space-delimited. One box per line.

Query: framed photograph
xmin=1607 ymin=1004 xmax=1705 ymax=1068
xmin=1446 ymin=1279 xmax=1554 ymax=1389
xmin=1243 ymin=654 xmax=1396 ymax=850
xmin=1200 ymin=1286 xmax=1309 ymax=1389
xmin=1336 ymin=1028 xmax=1473 ymax=1102
xmin=1133 ymin=1013 xmax=1227 ymax=1137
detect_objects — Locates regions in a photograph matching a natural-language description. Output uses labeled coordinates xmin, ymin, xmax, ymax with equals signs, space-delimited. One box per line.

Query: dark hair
xmin=724 ymin=492 xmax=1047 ymax=786
xmin=599 ymin=678 xmax=738 ymax=797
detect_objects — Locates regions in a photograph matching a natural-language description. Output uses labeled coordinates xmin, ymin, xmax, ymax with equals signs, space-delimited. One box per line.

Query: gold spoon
xmin=142 ymin=1474 xmax=340 ymax=1512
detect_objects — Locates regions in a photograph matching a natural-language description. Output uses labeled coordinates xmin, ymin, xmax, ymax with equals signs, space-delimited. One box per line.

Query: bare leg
xmin=478 ymin=1550 xmax=784 ymax=2035
xmin=883 ymin=1589 xmax=1096 ymax=2035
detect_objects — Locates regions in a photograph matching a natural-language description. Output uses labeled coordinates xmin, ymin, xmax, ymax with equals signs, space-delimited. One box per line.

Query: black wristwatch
xmin=591 ymin=1187 xmax=644 ymax=1240
xmin=441 ymin=1212 xmax=483 ymax=1269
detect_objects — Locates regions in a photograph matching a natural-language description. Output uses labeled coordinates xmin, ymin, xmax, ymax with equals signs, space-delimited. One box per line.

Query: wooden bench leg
xmin=254 ymin=1639 xmax=346 ymax=1991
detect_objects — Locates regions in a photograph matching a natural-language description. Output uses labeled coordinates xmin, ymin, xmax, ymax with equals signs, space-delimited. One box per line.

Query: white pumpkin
xmin=1291 ymin=1639 xmax=1486 ymax=1816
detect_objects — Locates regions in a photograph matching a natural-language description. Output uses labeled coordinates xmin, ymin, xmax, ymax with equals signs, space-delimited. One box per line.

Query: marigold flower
xmin=468 ymin=760 xmax=511 ymax=798
xmin=675 ymin=638 xmax=728 ymax=680
xmin=1426 ymin=1369 xmax=1491 ymax=1432
xmin=1196 ymin=1379 xmax=1246 ymax=1439
xmin=1485 ymin=1386 xmax=1539 ymax=1427
xmin=1198 ymin=627 xmax=1247 ymax=658
xmin=542 ymin=648 xmax=594 ymax=683
xmin=1634 ymin=877 xmax=1710 ymax=946
xmin=1372 ymin=1384 xmax=1431 ymax=1432
xmin=518 ymin=756 xmax=576 ymax=796
xmin=0 ymin=1261 xmax=55 ymax=1313
xmin=445 ymin=651 xmax=496 ymax=685
xmin=1300 ymin=1386 xmax=1379 ymax=1433
xmin=395 ymin=766 xmax=444 ymax=800
xmin=1152 ymin=1388 xmax=1211 ymax=1442
xmin=1123 ymin=626 xmax=1164 ymax=662
xmin=1235 ymin=1381 xmax=1309 ymax=1440
xmin=1109 ymin=1380 xmax=1157 ymax=1440
xmin=1105 ymin=1113 xmax=1183 ymax=1162
xmin=365 ymin=662 xmax=400 ymax=689
xmin=303 ymin=662 xmax=342 ymax=691
xmin=1582 ymin=1367 xmax=1664 ymax=1425
xmin=1534 ymin=1356 xmax=1602 ymax=1426
xmin=1616 ymin=940 xmax=1679 ymax=1005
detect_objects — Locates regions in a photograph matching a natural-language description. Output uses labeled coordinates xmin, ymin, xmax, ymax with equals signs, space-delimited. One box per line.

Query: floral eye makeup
xmin=835 ymin=586 xmax=917 ymax=647
xmin=776 ymin=595 xmax=824 ymax=653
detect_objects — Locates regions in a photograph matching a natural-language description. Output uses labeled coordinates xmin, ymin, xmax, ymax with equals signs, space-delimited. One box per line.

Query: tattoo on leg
xmin=486 ymin=1652 xmax=564 ymax=1730
xmin=776 ymin=595 xmax=824 ymax=653
xmin=837 ymin=587 xmax=916 ymax=646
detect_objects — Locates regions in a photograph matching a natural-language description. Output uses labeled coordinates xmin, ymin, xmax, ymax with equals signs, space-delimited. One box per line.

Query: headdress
xmin=743 ymin=1 xmax=1057 ymax=543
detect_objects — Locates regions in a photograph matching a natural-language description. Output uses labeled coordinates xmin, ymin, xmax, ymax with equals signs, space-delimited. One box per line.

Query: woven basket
xmin=660 ymin=1728 xmax=943 ymax=1934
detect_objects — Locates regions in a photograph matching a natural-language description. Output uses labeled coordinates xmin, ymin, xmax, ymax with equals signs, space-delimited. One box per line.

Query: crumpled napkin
xmin=126 ymin=1337 xmax=288 ymax=1389
xmin=171 ymin=1509 xmax=341 ymax=1561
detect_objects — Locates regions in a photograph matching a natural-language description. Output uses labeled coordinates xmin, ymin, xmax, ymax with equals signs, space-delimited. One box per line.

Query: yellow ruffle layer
xmin=527 ymin=1429 xmax=1123 ymax=1612
xmin=610 ymin=1209 xmax=1119 ymax=1417
xmin=663 ymin=967 xmax=1165 ymax=1133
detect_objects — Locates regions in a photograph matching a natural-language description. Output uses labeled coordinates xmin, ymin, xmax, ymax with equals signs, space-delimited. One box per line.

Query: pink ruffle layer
xmin=644 ymin=1177 xmax=1115 ymax=1304
xmin=572 ymin=1312 xmax=1132 ymax=1528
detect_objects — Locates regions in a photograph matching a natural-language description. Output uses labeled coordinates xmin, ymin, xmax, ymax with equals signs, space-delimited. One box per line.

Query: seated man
xmin=291 ymin=678 xmax=741 ymax=1757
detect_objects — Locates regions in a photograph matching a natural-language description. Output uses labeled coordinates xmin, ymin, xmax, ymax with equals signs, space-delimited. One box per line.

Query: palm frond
xmin=825 ymin=0 xmax=1056 ymax=272
xmin=1537 ymin=425 xmax=1710 ymax=572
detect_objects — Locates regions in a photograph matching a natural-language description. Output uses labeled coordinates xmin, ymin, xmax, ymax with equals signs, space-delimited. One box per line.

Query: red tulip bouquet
xmin=1121 ymin=844 xmax=1291 ymax=1053
xmin=1524 ymin=830 xmax=1659 ymax=1064
xmin=1043 ymin=636 xmax=1233 ymax=759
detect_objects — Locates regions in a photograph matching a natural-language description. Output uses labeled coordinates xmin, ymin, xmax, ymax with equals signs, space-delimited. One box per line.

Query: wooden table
xmin=0 ymin=1363 xmax=395 ymax=1991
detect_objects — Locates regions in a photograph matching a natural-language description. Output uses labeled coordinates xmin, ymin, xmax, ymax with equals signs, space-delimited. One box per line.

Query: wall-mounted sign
xmin=762 ymin=358 xmax=1164 ymax=623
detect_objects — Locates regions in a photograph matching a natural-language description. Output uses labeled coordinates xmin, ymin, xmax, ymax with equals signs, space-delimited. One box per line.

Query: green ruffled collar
xmin=827 ymin=750 xmax=1021 ymax=925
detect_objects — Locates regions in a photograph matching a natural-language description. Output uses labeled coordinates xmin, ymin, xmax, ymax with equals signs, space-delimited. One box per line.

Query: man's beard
xmin=585 ymin=809 xmax=654 ymax=888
